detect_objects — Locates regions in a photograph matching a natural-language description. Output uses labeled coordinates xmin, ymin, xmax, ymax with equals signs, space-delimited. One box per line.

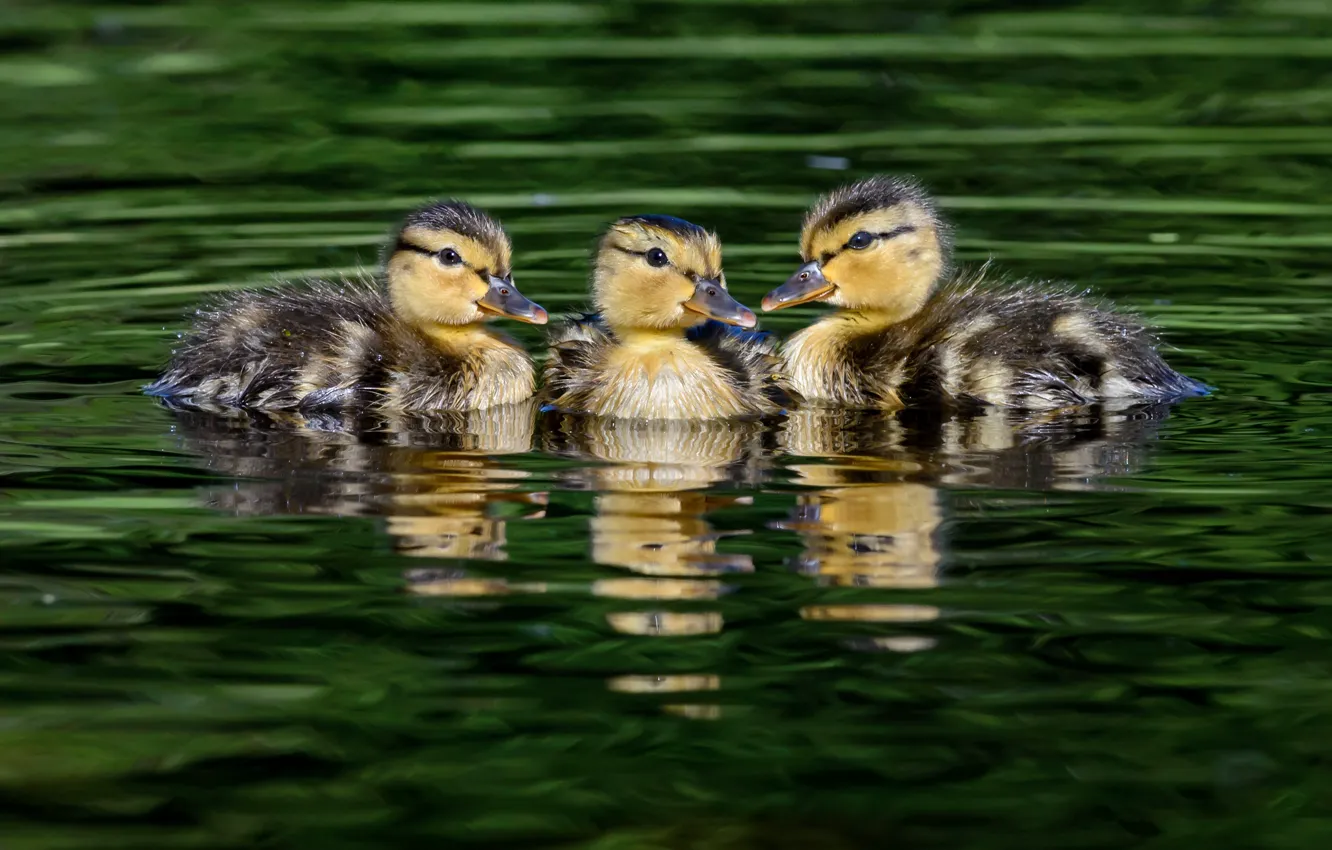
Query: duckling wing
xmin=686 ymin=320 xmax=797 ymax=412
xmin=542 ymin=313 xmax=615 ymax=411
xmin=900 ymin=276 xmax=1205 ymax=409
xmin=147 ymin=278 xmax=394 ymax=410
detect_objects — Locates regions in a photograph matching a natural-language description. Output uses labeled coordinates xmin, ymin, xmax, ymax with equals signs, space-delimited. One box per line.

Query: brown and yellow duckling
xmin=147 ymin=201 xmax=547 ymax=412
xmin=544 ymin=214 xmax=785 ymax=420
xmin=762 ymin=176 xmax=1206 ymax=410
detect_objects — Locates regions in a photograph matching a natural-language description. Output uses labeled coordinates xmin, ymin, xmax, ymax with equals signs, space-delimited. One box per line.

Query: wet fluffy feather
xmin=146 ymin=276 xmax=534 ymax=412
xmin=783 ymin=266 xmax=1206 ymax=410
xmin=544 ymin=314 xmax=789 ymax=419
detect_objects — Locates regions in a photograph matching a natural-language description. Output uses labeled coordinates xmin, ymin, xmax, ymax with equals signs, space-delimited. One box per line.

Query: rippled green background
xmin=4 ymin=1 xmax=1332 ymax=848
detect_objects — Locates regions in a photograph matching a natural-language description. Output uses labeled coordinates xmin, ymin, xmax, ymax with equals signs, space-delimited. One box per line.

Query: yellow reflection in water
xmin=605 ymin=611 xmax=724 ymax=636
xmin=547 ymin=416 xmax=757 ymax=715
xmin=171 ymin=401 xmax=547 ymax=569
xmin=550 ymin=415 xmax=765 ymax=636
xmin=782 ymin=403 xmax=1167 ymax=490
xmin=591 ymin=578 xmax=725 ymax=600
xmin=777 ymin=403 xmax=1175 ymax=645
xmin=780 ymin=409 xmax=944 ymax=639
xmin=607 ymin=674 xmax=720 ymax=694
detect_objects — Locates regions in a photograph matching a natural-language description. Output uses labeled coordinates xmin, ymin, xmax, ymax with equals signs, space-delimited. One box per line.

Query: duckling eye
xmin=847 ymin=231 xmax=875 ymax=250
xmin=437 ymin=248 xmax=462 ymax=266
xmin=645 ymin=247 xmax=669 ymax=268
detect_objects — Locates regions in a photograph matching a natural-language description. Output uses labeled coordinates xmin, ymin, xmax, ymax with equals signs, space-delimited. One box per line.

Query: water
xmin=3 ymin=1 xmax=1332 ymax=847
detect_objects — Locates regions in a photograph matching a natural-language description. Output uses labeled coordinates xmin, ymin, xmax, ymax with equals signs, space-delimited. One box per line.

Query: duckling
xmin=762 ymin=176 xmax=1206 ymax=410
xmin=146 ymin=201 xmax=548 ymax=412
xmin=543 ymin=215 xmax=785 ymax=420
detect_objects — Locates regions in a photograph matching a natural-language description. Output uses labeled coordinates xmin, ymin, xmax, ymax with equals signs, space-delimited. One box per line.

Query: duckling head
xmin=762 ymin=176 xmax=951 ymax=322
xmin=385 ymin=201 xmax=547 ymax=331
xmin=593 ymin=214 xmax=757 ymax=333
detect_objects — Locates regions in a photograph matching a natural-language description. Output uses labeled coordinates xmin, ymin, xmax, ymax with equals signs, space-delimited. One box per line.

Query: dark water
xmin=4 ymin=2 xmax=1332 ymax=847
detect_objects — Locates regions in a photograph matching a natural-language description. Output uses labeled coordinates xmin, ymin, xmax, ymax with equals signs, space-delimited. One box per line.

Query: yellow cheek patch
xmin=821 ymin=249 xmax=878 ymax=288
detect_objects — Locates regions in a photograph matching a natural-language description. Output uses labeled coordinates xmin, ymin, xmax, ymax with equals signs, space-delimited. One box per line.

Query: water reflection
xmin=776 ymin=403 xmax=1179 ymax=650
xmin=782 ymin=402 xmax=1175 ymax=490
xmin=775 ymin=452 xmax=944 ymax=647
xmin=543 ymin=413 xmax=770 ymax=492
xmin=545 ymin=414 xmax=768 ymax=633
xmin=163 ymin=399 xmax=1182 ymax=714
xmin=167 ymin=401 xmax=1174 ymax=578
xmin=545 ymin=414 xmax=771 ymax=718
xmin=608 ymin=675 xmax=724 ymax=720
xmin=166 ymin=401 xmax=546 ymax=567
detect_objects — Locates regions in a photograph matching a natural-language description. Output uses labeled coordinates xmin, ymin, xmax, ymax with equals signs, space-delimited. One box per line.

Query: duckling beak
xmin=478 ymin=274 xmax=548 ymax=325
xmin=762 ymin=261 xmax=835 ymax=311
xmin=683 ymin=279 xmax=757 ymax=329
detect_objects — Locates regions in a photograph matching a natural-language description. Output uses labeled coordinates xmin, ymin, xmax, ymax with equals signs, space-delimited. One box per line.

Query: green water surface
xmin=3 ymin=1 xmax=1332 ymax=848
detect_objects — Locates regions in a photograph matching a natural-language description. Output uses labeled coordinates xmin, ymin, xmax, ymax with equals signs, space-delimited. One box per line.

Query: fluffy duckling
xmin=762 ymin=176 xmax=1206 ymax=410
xmin=544 ymin=215 xmax=785 ymax=420
xmin=147 ymin=201 xmax=547 ymax=412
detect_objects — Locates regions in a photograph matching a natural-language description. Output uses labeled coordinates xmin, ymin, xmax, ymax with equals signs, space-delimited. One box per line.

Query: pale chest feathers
xmin=782 ymin=319 xmax=902 ymax=409
xmin=389 ymin=330 xmax=535 ymax=412
xmin=587 ymin=342 xmax=750 ymax=420
xmin=449 ymin=344 xmax=534 ymax=410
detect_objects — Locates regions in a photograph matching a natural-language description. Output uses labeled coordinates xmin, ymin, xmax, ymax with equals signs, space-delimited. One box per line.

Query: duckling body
xmin=546 ymin=314 xmax=784 ymax=419
xmin=146 ymin=201 xmax=547 ymax=413
xmin=782 ymin=272 xmax=1203 ymax=409
xmin=149 ymin=281 xmax=535 ymax=411
xmin=544 ymin=214 xmax=782 ymax=420
xmin=764 ymin=176 xmax=1205 ymax=410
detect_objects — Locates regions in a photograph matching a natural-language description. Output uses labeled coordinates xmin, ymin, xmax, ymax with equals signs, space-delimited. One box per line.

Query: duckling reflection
xmin=775 ymin=470 xmax=941 ymax=590
xmin=782 ymin=401 xmax=1174 ymax=490
xmin=546 ymin=414 xmax=767 ymax=624
xmin=609 ymin=674 xmax=725 ymax=720
xmin=165 ymin=400 xmax=545 ymax=568
xmin=544 ymin=412 xmax=770 ymax=492
xmin=776 ymin=402 xmax=1177 ymax=648
xmin=546 ymin=414 xmax=764 ymax=716
xmin=774 ymin=454 xmax=944 ymax=644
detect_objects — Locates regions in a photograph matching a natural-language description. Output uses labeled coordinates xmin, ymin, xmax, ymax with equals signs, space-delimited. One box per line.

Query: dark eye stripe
xmin=394 ymin=238 xmax=435 ymax=257
xmin=818 ymin=225 xmax=919 ymax=262
xmin=609 ymin=245 xmax=722 ymax=281
xmin=395 ymin=239 xmax=504 ymax=278
xmin=612 ymin=245 xmax=673 ymax=268
xmin=841 ymin=225 xmax=916 ymax=251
